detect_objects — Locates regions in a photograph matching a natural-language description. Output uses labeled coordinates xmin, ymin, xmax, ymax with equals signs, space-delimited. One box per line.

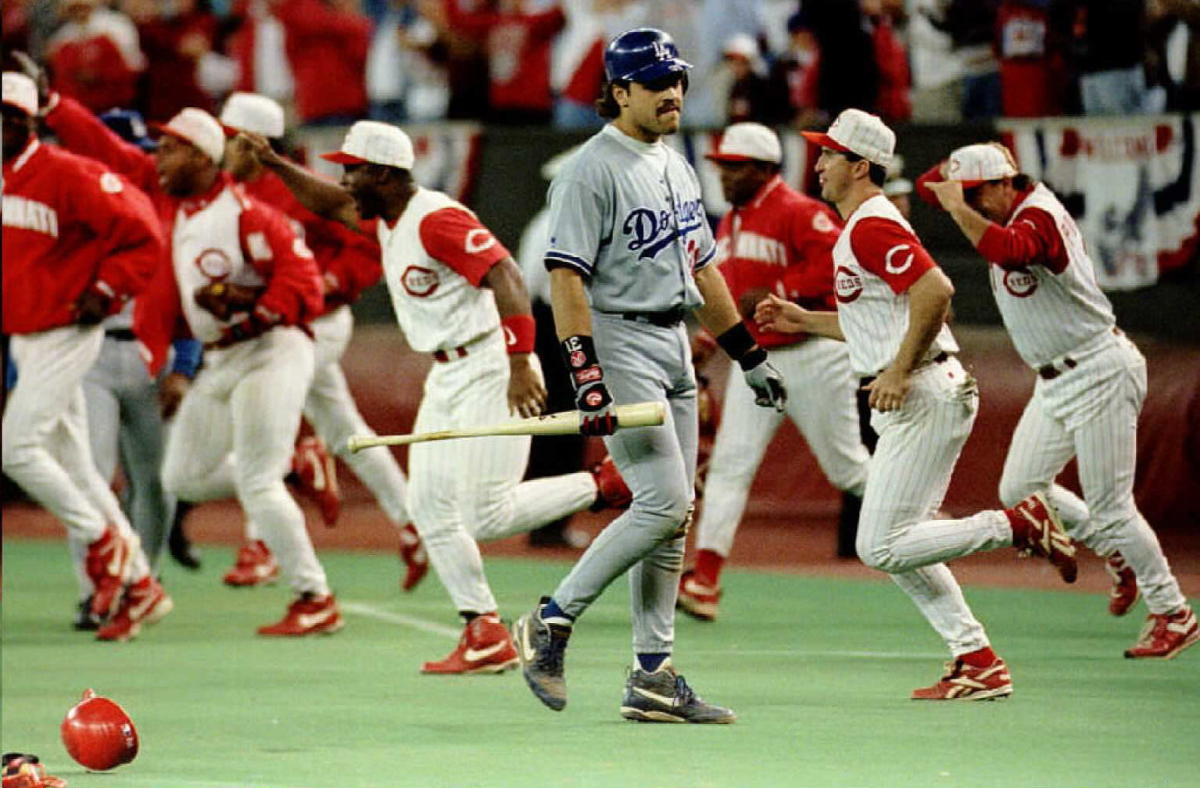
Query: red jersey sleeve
xmin=976 ymin=206 xmax=1067 ymax=273
xmin=849 ymin=217 xmax=938 ymax=294
xmin=238 ymin=199 xmax=324 ymax=325
xmin=418 ymin=207 xmax=511 ymax=286
xmin=45 ymin=94 xmax=159 ymax=195
xmin=71 ymin=163 xmax=165 ymax=300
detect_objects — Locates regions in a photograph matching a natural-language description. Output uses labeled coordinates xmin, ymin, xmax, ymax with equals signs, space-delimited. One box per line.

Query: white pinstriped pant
xmin=858 ymin=357 xmax=1013 ymax=657
xmin=999 ymin=333 xmax=1187 ymax=616
xmin=695 ymin=337 xmax=869 ymax=557
xmin=406 ymin=329 xmax=597 ymax=616
xmin=162 ymin=327 xmax=330 ymax=597
xmin=246 ymin=306 xmax=411 ymax=545
xmin=2 ymin=326 xmax=151 ymax=586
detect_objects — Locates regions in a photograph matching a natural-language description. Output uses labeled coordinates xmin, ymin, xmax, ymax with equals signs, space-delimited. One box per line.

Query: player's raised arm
xmin=240 ymin=132 xmax=361 ymax=230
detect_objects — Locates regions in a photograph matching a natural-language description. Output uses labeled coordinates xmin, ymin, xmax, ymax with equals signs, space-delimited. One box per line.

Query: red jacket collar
xmin=2 ymin=136 xmax=41 ymax=176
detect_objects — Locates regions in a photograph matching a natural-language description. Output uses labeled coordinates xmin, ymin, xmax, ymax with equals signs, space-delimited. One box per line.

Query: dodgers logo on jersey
xmin=196 ymin=249 xmax=232 ymax=280
xmin=834 ymin=265 xmax=864 ymax=303
xmin=1002 ymin=267 xmax=1039 ymax=297
xmin=623 ymin=196 xmax=706 ymax=262
xmin=402 ymin=265 xmax=440 ymax=297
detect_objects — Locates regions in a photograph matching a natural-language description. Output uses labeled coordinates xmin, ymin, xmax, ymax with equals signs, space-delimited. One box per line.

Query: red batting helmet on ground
xmin=60 ymin=689 xmax=138 ymax=771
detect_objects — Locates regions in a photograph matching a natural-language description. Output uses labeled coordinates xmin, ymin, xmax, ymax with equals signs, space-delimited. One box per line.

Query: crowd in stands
xmin=3 ymin=0 xmax=1200 ymax=131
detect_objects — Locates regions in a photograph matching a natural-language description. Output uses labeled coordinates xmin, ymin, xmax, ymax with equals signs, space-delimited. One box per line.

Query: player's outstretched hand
xmin=576 ymin=379 xmax=618 ymax=435
xmin=754 ymin=293 xmax=807 ymax=335
xmin=508 ymin=355 xmax=548 ymax=418
xmin=742 ymin=354 xmax=787 ymax=412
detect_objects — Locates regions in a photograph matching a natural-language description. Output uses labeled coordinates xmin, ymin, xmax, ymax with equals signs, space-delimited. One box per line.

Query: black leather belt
xmin=105 ymin=328 xmax=137 ymax=341
xmin=860 ymin=352 xmax=952 ymax=388
xmin=620 ymin=308 xmax=686 ymax=328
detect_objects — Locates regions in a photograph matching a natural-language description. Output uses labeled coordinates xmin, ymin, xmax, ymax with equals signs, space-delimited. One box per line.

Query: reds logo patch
xmin=402 ymin=265 xmax=440 ymax=297
xmin=1003 ymin=267 xmax=1039 ymax=298
xmin=884 ymin=244 xmax=914 ymax=274
xmin=465 ymin=228 xmax=496 ymax=254
xmin=834 ymin=265 xmax=864 ymax=303
xmin=195 ymin=249 xmax=232 ymax=280
xmin=584 ymin=389 xmax=605 ymax=407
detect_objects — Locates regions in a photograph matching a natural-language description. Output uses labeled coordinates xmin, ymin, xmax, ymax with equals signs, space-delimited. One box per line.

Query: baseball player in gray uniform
xmin=512 ymin=28 xmax=786 ymax=723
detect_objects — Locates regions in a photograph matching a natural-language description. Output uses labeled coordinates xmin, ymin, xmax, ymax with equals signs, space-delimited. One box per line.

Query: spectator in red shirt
xmin=45 ymin=0 xmax=145 ymax=114
xmin=440 ymin=0 xmax=566 ymax=125
xmin=996 ymin=0 xmax=1070 ymax=117
xmin=125 ymin=0 xmax=220 ymax=121
xmin=272 ymin=0 xmax=372 ymax=125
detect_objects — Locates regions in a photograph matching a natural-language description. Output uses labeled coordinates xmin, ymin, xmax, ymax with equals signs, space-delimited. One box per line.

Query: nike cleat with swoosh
xmin=513 ymin=599 xmax=571 ymax=711
xmin=421 ymin=613 xmax=519 ymax=674
xmin=257 ymin=592 xmax=344 ymax=636
xmin=619 ymin=661 xmax=736 ymax=724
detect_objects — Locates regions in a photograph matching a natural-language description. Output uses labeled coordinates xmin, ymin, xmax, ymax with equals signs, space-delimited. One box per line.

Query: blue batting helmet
xmin=99 ymin=109 xmax=157 ymax=152
xmin=604 ymin=28 xmax=692 ymax=84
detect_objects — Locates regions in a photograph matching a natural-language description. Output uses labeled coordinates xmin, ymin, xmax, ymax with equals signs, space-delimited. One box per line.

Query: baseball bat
xmin=345 ymin=401 xmax=666 ymax=453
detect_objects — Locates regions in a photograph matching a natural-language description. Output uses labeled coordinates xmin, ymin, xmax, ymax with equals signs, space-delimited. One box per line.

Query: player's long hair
xmin=595 ymin=80 xmax=625 ymax=119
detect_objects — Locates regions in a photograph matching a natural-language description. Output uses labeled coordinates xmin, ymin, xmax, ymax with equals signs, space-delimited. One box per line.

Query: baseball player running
xmin=757 ymin=108 xmax=1081 ymax=700
xmin=2 ymin=71 xmax=173 ymax=643
xmin=677 ymin=122 xmax=870 ymax=622
xmin=218 ymin=92 xmax=428 ymax=592
xmin=512 ymin=29 xmax=787 ymax=723
xmin=241 ymin=119 xmax=633 ymax=674
xmin=921 ymin=143 xmax=1197 ymax=660
xmin=42 ymin=90 xmax=341 ymax=637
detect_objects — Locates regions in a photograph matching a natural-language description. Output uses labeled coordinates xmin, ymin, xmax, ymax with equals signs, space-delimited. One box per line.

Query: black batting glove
xmin=562 ymin=334 xmax=619 ymax=436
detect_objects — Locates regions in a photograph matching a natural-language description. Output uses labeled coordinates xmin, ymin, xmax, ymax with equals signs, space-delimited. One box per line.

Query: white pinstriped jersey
xmin=377 ymin=187 xmax=507 ymax=354
xmin=173 ymin=187 xmax=268 ymax=344
xmin=832 ymin=195 xmax=958 ymax=378
xmin=987 ymin=184 xmax=1116 ymax=368
xmin=543 ymin=124 xmax=715 ymax=313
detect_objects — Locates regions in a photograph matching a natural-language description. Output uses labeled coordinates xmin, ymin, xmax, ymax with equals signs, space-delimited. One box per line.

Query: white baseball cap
xmin=802 ymin=108 xmax=895 ymax=168
xmin=152 ymin=107 xmax=229 ymax=164
xmin=220 ymin=92 xmax=285 ymax=138
xmin=2 ymin=72 xmax=39 ymax=117
xmin=321 ymin=120 xmax=414 ymax=170
xmin=722 ymin=33 xmax=758 ymax=61
xmin=946 ymin=143 xmax=1018 ymax=188
xmin=706 ymin=122 xmax=782 ymax=164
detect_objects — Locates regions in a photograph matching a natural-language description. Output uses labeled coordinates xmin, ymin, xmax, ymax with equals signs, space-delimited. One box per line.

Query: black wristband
xmin=715 ymin=322 xmax=756 ymax=362
xmin=561 ymin=334 xmax=602 ymax=389
xmin=737 ymin=346 xmax=768 ymax=371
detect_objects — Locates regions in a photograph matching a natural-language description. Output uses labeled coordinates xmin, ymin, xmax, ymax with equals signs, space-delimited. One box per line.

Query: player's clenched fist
xmin=742 ymin=355 xmax=787 ymax=412
xmin=562 ymin=334 xmax=618 ymax=435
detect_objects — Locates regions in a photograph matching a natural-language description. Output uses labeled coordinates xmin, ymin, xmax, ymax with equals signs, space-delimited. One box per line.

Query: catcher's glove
xmin=193 ymin=282 xmax=264 ymax=322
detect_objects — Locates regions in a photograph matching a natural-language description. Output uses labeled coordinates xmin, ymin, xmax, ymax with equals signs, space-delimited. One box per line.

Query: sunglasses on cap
xmin=637 ymin=72 xmax=689 ymax=94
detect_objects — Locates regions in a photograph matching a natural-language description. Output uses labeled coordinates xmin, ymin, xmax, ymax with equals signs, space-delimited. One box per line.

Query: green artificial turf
xmin=2 ymin=538 xmax=1196 ymax=788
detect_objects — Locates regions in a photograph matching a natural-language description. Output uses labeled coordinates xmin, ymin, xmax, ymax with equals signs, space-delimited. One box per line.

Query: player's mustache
xmin=657 ymin=101 xmax=679 ymax=115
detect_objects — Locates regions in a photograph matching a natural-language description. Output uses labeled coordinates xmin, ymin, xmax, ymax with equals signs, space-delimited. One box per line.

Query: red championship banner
xmin=301 ymin=122 xmax=483 ymax=204
xmin=999 ymin=115 xmax=1200 ymax=291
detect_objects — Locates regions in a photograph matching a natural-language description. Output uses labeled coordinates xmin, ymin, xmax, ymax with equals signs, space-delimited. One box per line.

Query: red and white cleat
xmin=223 ymin=540 xmax=280 ymax=587
xmin=421 ymin=613 xmax=519 ymax=675
xmin=398 ymin=523 xmax=428 ymax=592
xmin=85 ymin=525 xmax=133 ymax=619
xmin=1105 ymin=552 xmax=1140 ymax=617
xmin=291 ymin=436 xmax=340 ymax=526
xmin=258 ymin=593 xmax=344 ymax=637
xmin=676 ymin=569 xmax=721 ymax=622
xmin=1124 ymin=607 xmax=1198 ymax=660
xmin=96 ymin=576 xmax=174 ymax=642
xmin=590 ymin=456 xmax=632 ymax=511
xmin=1008 ymin=492 xmax=1077 ymax=583
xmin=911 ymin=658 xmax=1013 ymax=701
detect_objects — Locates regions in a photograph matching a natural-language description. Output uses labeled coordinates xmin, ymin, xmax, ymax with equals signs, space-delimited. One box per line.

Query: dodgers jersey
xmin=377 ymin=187 xmax=510 ymax=354
xmin=833 ymin=194 xmax=958 ymax=378
xmin=978 ymin=183 xmax=1115 ymax=368
xmin=543 ymin=124 xmax=716 ymax=312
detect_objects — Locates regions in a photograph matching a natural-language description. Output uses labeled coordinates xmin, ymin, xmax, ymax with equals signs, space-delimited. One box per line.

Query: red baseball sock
xmin=694 ymin=550 xmax=725 ymax=588
xmin=959 ymin=646 xmax=998 ymax=668
xmin=1004 ymin=508 xmax=1026 ymax=544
